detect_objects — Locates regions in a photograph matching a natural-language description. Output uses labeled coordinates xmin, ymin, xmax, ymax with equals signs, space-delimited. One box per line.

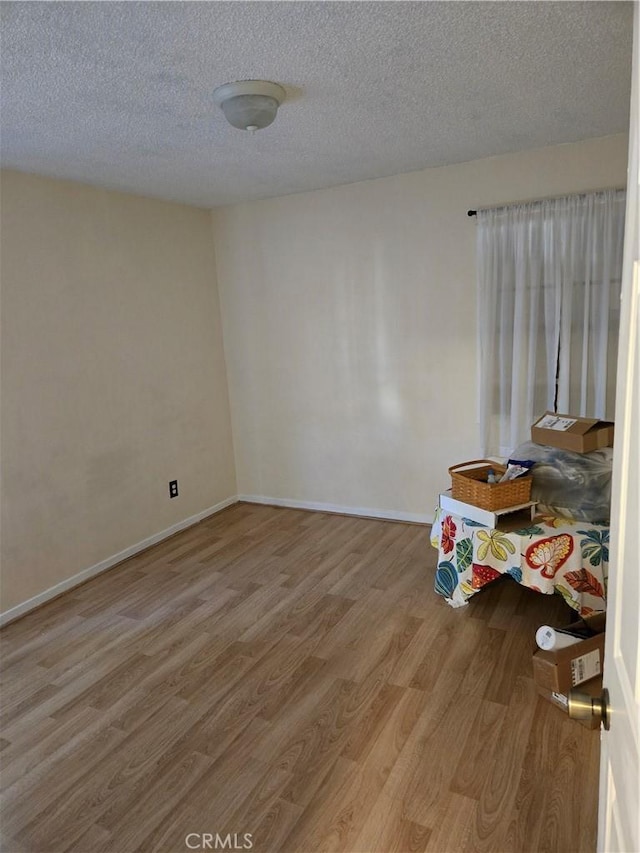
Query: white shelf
xmin=439 ymin=492 xmax=537 ymax=528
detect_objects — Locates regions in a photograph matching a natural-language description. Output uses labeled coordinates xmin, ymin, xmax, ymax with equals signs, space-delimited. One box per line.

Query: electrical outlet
xmin=169 ymin=479 xmax=179 ymax=498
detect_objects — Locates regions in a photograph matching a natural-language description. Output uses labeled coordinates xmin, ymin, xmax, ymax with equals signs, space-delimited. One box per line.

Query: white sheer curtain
xmin=477 ymin=189 xmax=626 ymax=456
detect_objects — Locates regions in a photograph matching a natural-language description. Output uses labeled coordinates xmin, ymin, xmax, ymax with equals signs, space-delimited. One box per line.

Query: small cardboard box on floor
xmin=531 ymin=412 xmax=614 ymax=453
xmin=532 ymin=613 xmax=606 ymax=729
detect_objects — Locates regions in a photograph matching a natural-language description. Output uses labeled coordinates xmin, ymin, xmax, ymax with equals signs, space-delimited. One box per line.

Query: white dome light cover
xmin=213 ymin=80 xmax=286 ymax=131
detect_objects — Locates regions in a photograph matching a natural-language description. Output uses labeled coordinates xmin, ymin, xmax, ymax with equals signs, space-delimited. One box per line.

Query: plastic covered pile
xmin=511 ymin=440 xmax=613 ymax=523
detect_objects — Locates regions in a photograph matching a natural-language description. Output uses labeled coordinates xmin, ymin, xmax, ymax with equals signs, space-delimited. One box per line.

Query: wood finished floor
xmin=0 ymin=503 xmax=599 ymax=853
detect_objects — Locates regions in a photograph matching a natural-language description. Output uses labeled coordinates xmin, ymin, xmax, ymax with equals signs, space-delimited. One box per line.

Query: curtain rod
xmin=466 ymin=187 xmax=625 ymax=219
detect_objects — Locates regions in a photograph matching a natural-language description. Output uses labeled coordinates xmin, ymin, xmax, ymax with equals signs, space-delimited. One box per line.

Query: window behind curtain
xmin=477 ymin=189 xmax=626 ymax=457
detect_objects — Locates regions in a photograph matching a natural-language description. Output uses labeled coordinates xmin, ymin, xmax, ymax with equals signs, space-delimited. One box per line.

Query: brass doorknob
xmin=568 ymin=687 xmax=610 ymax=730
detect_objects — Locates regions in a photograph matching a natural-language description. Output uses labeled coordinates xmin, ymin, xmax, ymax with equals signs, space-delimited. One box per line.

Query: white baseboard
xmin=238 ymin=494 xmax=432 ymax=525
xmin=0 ymin=496 xmax=238 ymax=628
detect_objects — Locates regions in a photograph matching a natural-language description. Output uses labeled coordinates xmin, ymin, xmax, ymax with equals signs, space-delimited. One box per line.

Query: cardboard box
xmin=532 ymin=614 xmax=606 ymax=695
xmin=531 ymin=412 xmax=614 ymax=453
xmin=439 ymin=492 xmax=537 ymax=529
xmin=536 ymin=676 xmax=604 ymax=730
xmin=533 ymin=614 xmax=606 ymax=729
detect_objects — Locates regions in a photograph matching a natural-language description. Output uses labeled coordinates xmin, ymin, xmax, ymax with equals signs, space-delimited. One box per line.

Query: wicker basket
xmin=449 ymin=459 xmax=532 ymax=511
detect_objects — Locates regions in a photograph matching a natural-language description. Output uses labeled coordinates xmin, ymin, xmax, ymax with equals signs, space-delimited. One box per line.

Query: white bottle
xmin=535 ymin=625 xmax=582 ymax=651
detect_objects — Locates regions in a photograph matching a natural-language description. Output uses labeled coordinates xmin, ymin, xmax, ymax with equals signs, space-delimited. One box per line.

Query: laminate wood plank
xmin=155 ymin=683 xmax=270 ymax=767
xmin=532 ymin=713 xmax=599 ymax=853
xmin=278 ymin=551 xmax=331 ymax=590
xmin=0 ymin=665 xmax=58 ymax=717
xmin=204 ymin=582 xmax=291 ymax=644
xmin=279 ymin=525 xmax=379 ymax=590
xmin=578 ymin=724 xmax=602 ymax=853
xmin=326 ymin=608 xmax=423 ymax=684
xmin=99 ymin=637 xmax=215 ymax=731
xmin=136 ymin=592 xmax=237 ymax=656
xmin=283 ymin=592 xmax=355 ymax=642
xmin=327 ymin=521 xmax=415 ymax=600
xmin=374 ymin=621 xmax=485 ymax=821
xmin=293 ymin=531 xmax=369 ymax=582
xmin=1 ymin=722 xmax=130 ymax=838
xmin=56 ymin=651 xmax=155 ymax=713
xmin=172 ymin=646 xmax=328 ymax=767
xmin=279 ymin=663 xmax=413 ymax=815
xmin=387 ymin=615 xmax=449 ymax=688
xmin=278 ymin=755 xmax=362 ymax=852
xmin=0 ymin=504 xmax=600 ymax=853
xmin=68 ymin=632 xmax=214 ymax=733
xmin=0 ymin=614 xmax=86 ymax=669
xmin=468 ymin=676 xmax=544 ymax=852
xmin=284 ymin=686 xmax=430 ymax=852
xmin=218 ymin=765 xmax=294 ymax=847
xmin=289 ymin=549 xmax=368 ymax=597
xmin=34 ymin=612 xmax=139 ymax=670
xmin=408 ymin=609 xmax=485 ymax=693
xmin=72 ymin=570 xmax=168 ymax=618
xmin=424 ymin=792 xmax=477 ymax=853
xmin=115 ymin=567 xmax=212 ymax=621
xmin=272 ymin=525 xmax=336 ymax=560
xmin=0 ymin=705 xmax=102 ymax=788
xmin=273 ymin=512 xmax=366 ymax=559
xmin=457 ymin=625 xmax=507 ymax=699
xmin=3 ymin=640 xmax=210 ymax=826
xmin=167 ymin=535 xmax=227 ymax=565
xmin=93 ymin=749 xmax=215 ymax=849
xmin=502 ymin=697 xmax=563 ymax=853
xmin=399 ymin=672 xmax=493 ymax=828
xmin=129 ymin=524 xmax=210 ymax=566
xmin=1 ymin=592 xmax=84 ymax=637
xmin=221 ymin=554 xmax=290 ymax=591
xmin=173 ymin=640 xmax=262 ymax=704
xmin=62 ymin=821 xmax=112 ymax=853
xmin=250 ymin=675 xmax=356 ymax=803
xmin=15 ymin=697 xmax=203 ymax=851
xmin=138 ymin=718 xmax=273 ymax=852
xmin=1 ymin=679 xmax=75 ymax=737
xmin=373 ymin=550 xmax=420 ymax=597
xmin=237 ymin=583 xmax=333 ymax=645
xmin=352 ymin=791 xmax=432 ymax=853
xmin=482 ymin=618 xmax=537 ymax=705
xmin=449 ymin=698 xmax=508 ymax=801
xmin=245 ymin=797 xmax=304 ymax=853
xmin=257 ymin=654 xmax=329 ymax=723
xmin=197 ymin=529 xmax=287 ymax=579
xmin=312 ymin=587 xmax=389 ymax=662
xmin=377 ymin=556 xmax=439 ymax=619
xmin=340 ymin=681 xmax=406 ymax=763
xmin=385 ymin=817 xmax=432 ymax=853
xmin=46 ymin=628 xmax=146 ymax=692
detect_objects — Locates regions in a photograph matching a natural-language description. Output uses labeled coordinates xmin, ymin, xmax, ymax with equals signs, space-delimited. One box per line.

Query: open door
xmin=597 ymin=5 xmax=640 ymax=851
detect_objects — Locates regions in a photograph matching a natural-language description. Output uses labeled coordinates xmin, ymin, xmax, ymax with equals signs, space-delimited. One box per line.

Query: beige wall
xmin=212 ymin=134 xmax=628 ymax=520
xmin=1 ymin=171 xmax=236 ymax=612
xmin=0 ymin=134 xmax=629 ymax=613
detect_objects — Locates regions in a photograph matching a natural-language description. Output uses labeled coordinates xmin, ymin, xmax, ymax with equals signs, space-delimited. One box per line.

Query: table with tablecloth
xmin=430 ymin=508 xmax=608 ymax=615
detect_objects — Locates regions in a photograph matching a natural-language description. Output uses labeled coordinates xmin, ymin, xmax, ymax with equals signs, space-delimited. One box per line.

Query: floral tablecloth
xmin=430 ymin=508 xmax=608 ymax=615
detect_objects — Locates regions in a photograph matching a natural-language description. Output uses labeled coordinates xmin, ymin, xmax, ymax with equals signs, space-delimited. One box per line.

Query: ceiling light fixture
xmin=213 ymin=80 xmax=286 ymax=132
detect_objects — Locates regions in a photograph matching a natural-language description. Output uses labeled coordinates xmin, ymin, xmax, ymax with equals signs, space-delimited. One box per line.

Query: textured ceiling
xmin=1 ymin=1 xmax=633 ymax=208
